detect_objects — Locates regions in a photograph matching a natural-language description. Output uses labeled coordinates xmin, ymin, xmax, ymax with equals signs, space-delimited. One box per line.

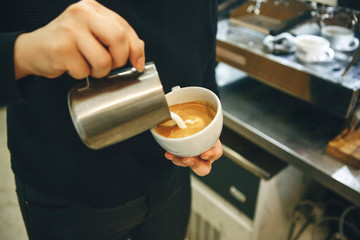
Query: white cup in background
xmin=321 ymin=25 xmax=359 ymax=52
xmin=295 ymin=35 xmax=334 ymax=63
xmin=150 ymin=86 xmax=223 ymax=157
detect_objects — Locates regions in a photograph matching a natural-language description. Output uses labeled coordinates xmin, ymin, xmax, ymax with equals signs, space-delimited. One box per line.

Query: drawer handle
xmin=222 ymin=144 xmax=270 ymax=179
xmin=229 ymin=185 xmax=247 ymax=203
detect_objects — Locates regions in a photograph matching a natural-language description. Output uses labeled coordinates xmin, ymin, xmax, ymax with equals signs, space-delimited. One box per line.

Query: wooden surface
xmin=229 ymin=0 xmax=311 ymax=35
xmin=326 ymin=128 xmax=360 ymax=168
xmin=230 ymin=0 xmax=311 ymax=21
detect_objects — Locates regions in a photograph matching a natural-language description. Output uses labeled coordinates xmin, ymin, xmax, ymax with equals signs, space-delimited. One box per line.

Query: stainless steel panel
xmin=217 ymin=74 xmax=360 ymax=206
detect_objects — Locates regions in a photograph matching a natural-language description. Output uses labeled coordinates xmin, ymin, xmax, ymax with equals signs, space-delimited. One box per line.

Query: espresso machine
xmin=216 ymin=0 xmax=360 ymax=165
xmin=217 ymin=0 xmax=359 ymax=116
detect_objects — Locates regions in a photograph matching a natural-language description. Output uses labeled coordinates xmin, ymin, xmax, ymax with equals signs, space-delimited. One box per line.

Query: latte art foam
xmin=154 ymin=101 xmax=216 ymax=138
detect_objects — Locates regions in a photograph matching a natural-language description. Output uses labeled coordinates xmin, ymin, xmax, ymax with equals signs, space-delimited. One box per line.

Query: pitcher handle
xmin=323 ymin=48 xmax=334 ymax=62
xmin=77 ymin=62 xmax=153 ymax=92
xmin=346 ymin=38 xmax=359 ymax=52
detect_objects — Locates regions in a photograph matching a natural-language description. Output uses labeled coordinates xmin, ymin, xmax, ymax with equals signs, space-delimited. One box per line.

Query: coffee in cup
xmin=154 ymin=101 xmax=216 ymax=138
xmin=295 ymin=35 xmax=334 ymax=63
xmin=150 ymin=86 xmax=223 ymax=157
xmin=321 ymin=25 xmax=359 ymax=52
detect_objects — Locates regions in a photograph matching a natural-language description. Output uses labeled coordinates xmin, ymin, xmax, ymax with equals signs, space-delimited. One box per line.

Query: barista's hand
xmin=165 ymin=140 xmax=223 ymax=176
xmin=14 ymin=0 xmax=145 ymax=80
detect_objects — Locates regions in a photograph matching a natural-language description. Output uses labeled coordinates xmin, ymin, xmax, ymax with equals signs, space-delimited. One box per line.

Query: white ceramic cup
xmin=321 ymin=25 xmax=359 ymax=52
xmin=150 ymin=86 xmax=223 ymax=157
xmin=295 ymin=35 xmax=334 ymax=63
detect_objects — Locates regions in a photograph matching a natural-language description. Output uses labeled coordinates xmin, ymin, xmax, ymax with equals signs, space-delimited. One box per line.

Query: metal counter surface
xmin=217 ymin=68 xmax=360 ymax=205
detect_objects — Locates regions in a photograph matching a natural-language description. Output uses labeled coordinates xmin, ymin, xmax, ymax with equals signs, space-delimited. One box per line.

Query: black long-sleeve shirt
xmin=0 ymin=0 xmax=218 ymax=207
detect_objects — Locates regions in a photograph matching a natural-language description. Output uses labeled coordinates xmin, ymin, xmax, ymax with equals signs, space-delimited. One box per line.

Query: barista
xmin=0 ymin=0 xmax=222 ymax=239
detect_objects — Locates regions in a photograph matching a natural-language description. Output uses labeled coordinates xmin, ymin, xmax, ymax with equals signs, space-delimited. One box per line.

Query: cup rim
xmin=321 ymin=25 xmax=354 ymax=36
xmin=150 ymin=86 xmax=222 ymax=141
xmin=295 ymin=35 xmax=330 ymax=49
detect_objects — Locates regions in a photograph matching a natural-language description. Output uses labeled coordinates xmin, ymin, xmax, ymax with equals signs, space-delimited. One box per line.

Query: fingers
xmin=65 ymin=50 xmax=91 ymax=79
xmin=166 ymin=154 xmax=212 ymax=177
xmin=74 ymin=30 xmax=111 ymax=78
xmin=85 ymin=1 xmax=145 ymax=72
xmin=104 ymin=10 xmax=145 ymax=71
xmin=165 ymin=152 xmax=188 ymax=167
xmin=200 ymin=140 xmax=223 ymax=162
xmin=66 ymin=0 xmax=145 ymax=78
xmin=129 ymin=39 xmax=145 ymax=72
xmin=87 ymin=17 xmax=129 ymax=70
xmin=165 ymin=140 xmax=223 ymax=177
xmin=187 ymin=157 xmax=213 ymax=177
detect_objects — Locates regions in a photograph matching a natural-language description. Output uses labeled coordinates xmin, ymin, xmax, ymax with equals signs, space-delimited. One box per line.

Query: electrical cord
xmin=288 ymin=200 xmax=317 ymax=240
xmin=339 ymin=205 xmax=360 ymax=238
xmin=290 ymin=200 xmax=360 ymax=240
xmin=326 ymin=199 xmax=347 ymax=210
xmin=298 ymin=199 xmax=318 ymax=209
xmin=293 ymin=218 xmax=312 ymax=240
xmin=311 ymin=216 xmax=360 ymax=240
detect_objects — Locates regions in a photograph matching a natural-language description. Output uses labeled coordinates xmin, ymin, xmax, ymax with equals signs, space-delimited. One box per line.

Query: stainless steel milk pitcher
xmin=68 ymin=62 xmax=170 ymax=149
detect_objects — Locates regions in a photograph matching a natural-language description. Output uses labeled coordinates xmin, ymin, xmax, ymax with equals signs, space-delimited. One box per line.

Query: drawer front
xmin=193 ymin=124 xmax=286 ymax=219
xmin=195 ymin=154 xmax=260 ymax=219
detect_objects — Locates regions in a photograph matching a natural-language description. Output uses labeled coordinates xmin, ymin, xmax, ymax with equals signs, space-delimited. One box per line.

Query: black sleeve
xmin=202 ymin=56 xmax=219 ymax=96
xmin=0 ymin=31 xmax=34 ymax=106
